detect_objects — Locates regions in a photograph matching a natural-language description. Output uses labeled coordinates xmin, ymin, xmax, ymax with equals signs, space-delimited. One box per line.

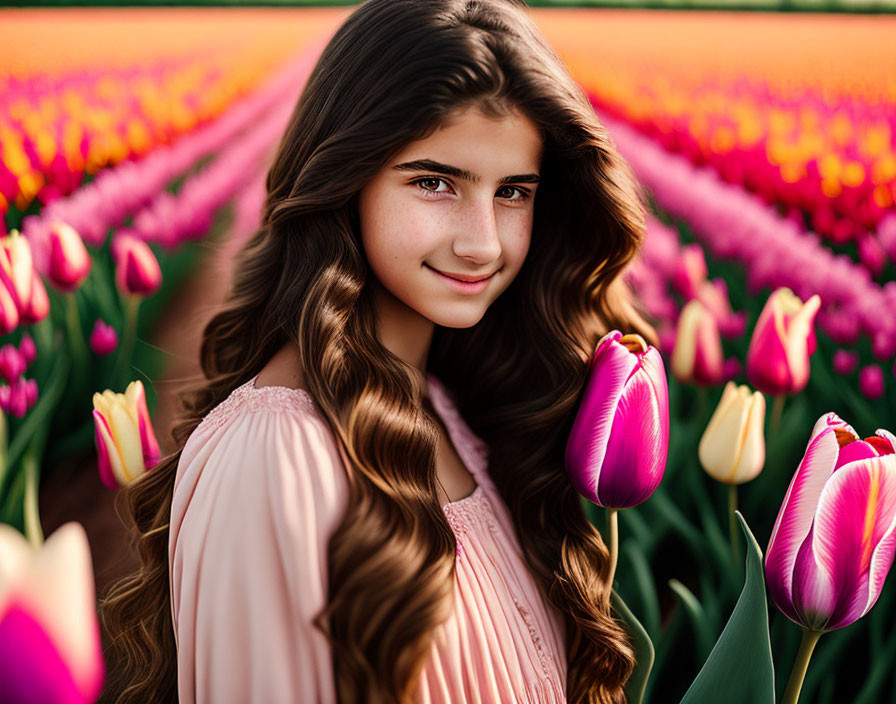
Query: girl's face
xmin=358 ymin=104 xmax=543 ymax=330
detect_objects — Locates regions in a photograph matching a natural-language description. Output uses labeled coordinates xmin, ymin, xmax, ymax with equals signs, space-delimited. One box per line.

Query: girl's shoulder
xmin=172 ymin=375 xmax=350 ymax=534
xmin=197 ymin=375 xmax=319 ymax=434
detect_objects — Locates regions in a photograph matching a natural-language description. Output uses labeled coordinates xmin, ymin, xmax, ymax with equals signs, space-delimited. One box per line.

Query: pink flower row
xmin=18 ymin=37 xmax=326 ymax=271
xmin=604 ymin=110 xmax=896 ymax=365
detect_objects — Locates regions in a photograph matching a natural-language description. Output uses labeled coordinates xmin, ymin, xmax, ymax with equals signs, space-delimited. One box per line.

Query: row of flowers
xmin=0 ymin=8 xmax=329 ymax=218
xmin=566 ymin=51 xmax=896 ymax=277
xmin=14 ymin=40 xmax=323 ymax=257
xmin=606 ymin=108 xmax=896 ymax=378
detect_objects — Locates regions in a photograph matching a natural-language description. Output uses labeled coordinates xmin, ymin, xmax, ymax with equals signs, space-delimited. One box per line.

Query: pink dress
xmin=168 ymin=373 xmax=568 ymax=703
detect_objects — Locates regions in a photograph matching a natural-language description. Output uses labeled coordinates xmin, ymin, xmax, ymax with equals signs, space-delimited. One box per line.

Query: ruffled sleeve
xmin=168 ymin=384 xmax=348 ymax=704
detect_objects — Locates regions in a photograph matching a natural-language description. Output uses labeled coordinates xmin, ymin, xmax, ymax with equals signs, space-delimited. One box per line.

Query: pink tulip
xmin=0 ymin=344 xmax=26 ymax=384
xmin=0 ymin=229 xmax=34 ymax=315
xmin=0 ymin=279 xmax=19 ymax=335
xmin=0 ymin=378 xmax=35 ymax=418
xmin=47 ymin=221 xmax=91 ymax=292
xmin=112 ymin=232 xmax=161 ymax=297
xmin=18 ymin=333 xmax=36 ymax=365
xmin=672 ymin=243 xmax=708 ymax=300
xmin=565 ymin=330 xmax=669 ymax=509
xmin=0 ymin=522 xmax=105 ymax=703
xmin=695 ymin=278 xmax=747 ymax=338
xmin=20 ymin=269 xmax=49 ymax=325
xmin=89 ymin=319 xmax=118 ymax=356
xmin=746 ymin=288 xmax=821 ymax=395
xmin=858 ymin=364 xmax=884 ymax=400
xmin=765 ymin=413 xmax=896 ymax=631
xmin=671 ymin=299 xmax=726 ymax=386
xmin=832 ymin=349 xmax=859 ymax=375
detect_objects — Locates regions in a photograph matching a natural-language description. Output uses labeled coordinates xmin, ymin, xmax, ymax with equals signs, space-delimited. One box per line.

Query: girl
xmin=98 ymin=1 xmax=656 ymax=702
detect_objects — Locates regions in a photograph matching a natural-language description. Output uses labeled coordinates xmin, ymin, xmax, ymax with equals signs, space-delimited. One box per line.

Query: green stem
xmin=607 ymin=508 xmax=619 ymax=589
xmin=782 ymin=628 xmax=823 ymax=704
xmin=110 ymin=295 xmax=141 ymax=391
xmin=23 ymin=445 xmax=43 ymax=550
xmin=770 ymin=393 xmax=785 ymax=441
xmin=728 ymin=483 xmax=741 ymax=568
xmin=65 ymin=292 xmax=90 ymax=369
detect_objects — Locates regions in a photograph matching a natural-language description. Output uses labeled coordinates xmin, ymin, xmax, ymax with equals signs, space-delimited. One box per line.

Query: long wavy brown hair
xmin=97 ymin=1 xmax=657 ymax=702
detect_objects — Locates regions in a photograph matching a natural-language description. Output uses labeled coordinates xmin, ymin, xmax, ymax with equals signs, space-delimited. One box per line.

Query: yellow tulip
xmin=698 ymin=381 xmax=766 ymax=484
xmin=92 ymin=380 xmax=161 ymax=489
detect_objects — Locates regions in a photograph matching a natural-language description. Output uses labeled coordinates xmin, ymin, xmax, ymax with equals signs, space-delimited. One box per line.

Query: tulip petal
xmin=0 ymin=602 xmax=86 ymax=703
xmin=732 ymin=391 xmax=766 ymax=484
xmin=811 ymin=455 xmax=896 ymax=630
xmin=565 ymin=334 xmax=637 ymax=505
xmin=131 ymin=381 xmax=161 ymax=468
xmin=107 ymin=401 xmax=143 ymax=483
xmin=765 ymin=423 xmax=840 ymax=614
xmin=790 ymin=524 xmax=838 ymax=629
xmin=873 ymin=429 xmax=896 ymax=454
xmin=783 ymin=295 xmax=820 ymax=391
xmin=597 ymin=354 xmax=669 ymax=508
xmin=835 ymin=440 xmax=880 ymax=470
xmin=746 ymin=302 xmax=793 ymax=394
xmin=92 ymin=410 xmax=121 ymax=489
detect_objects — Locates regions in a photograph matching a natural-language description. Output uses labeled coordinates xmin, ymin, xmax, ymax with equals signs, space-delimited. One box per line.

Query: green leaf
xmin=668 ymin=579 xmax=715 ymax=663
xmin=679 ymin=511 xmax=775 ymax=704
xmin=612 ymin=589 xmax=655 ymax=704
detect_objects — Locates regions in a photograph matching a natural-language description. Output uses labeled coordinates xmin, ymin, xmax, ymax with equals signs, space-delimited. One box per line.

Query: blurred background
xmin=1 ymin=2 xmax=894 ymax=703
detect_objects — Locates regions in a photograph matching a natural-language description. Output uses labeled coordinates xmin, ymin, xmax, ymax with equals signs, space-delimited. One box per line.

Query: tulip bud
xmin=565 ymin=330 xmax=670 ymax=509
xmin=765 ymin=414 xmax=896 ymax=631
xmin=89 ymin=319 xmax=118 ymax=356
xmin=112 ymin=232 xmax=161 ymax=297
xmin=698 ymin=381 xmax=766 ymax=484
xmin=47 ymin=221 xmax=91 ymax=292
xmin=0 ymin=378 xmax=33 ymax=418
xmin=0 ymin=344 xmax=26 ymax=384
xmin=671 ymin=299 xmax=725 ymax=386
xmin=672 ymin=243 xmax=708 ymax=300
xmin=0 ymin=279 xmax=20 ymax=335
xmin=0 ymin=229 xmax=34 ymax=314
xmin=695 ymin=278 xmax=747 ymax=338
xmin=20 ymin=269 xmax=49 ymax=325
xmin=746 ymin=287 xmax=821 ymax=395
xmin=18 ymin=333 xmax=36 ymax=365
xmin=858 ymin=364 xmax=884 ymax=400
xmin=832 ymin=349 xmax=858 ymax=375
xmin=0 ymin=522 xmax=105 ymax=703
xmin=92 ymin=380 xmax=161 ymax=488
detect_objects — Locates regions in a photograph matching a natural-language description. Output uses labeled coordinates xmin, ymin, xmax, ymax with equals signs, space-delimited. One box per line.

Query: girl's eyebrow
xmin=392 ymin=159 xmax=541 ymax=185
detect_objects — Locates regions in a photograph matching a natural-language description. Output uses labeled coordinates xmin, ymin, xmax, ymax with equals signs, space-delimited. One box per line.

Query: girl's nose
xmin=451 ymin=195 xmax=502 ymax=264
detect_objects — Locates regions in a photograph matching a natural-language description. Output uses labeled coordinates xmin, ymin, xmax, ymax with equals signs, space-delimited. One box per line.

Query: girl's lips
xmin=425 ymin=264 xmax=496 ymax=293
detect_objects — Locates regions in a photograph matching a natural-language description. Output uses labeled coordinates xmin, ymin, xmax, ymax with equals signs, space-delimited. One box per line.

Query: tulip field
xmin=1 ymin=6 xmax=895 ymax=704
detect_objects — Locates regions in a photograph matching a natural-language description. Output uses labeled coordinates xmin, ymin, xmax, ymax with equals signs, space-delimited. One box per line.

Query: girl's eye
xmin=411 ymin=177 xmax=531 ymax=202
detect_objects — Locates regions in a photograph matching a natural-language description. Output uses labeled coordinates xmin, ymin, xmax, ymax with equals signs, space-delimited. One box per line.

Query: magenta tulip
xmin=89 ymin=319 xmax=118 ymax=356
xmin=47 ymin=221 xmax=91 ymax=292
xmin=565 ymin=330 xmax=670 ymax=509
xmin=20 ymin=269 xmax=50 ymax=325
xmin=112 ymin=232 xmax=161 ymax=297
xmin=18 ymin=333 xmax=36 ymax=365
xmin=858 ymin=364 xmax=884 ymax=400
xmin=0 ymin=522 xmax=105 ymax=703
xmin=746 ymin=288 xmax=821 ymax=395
xmin=766 ymin=413 xmax=896 ymax=632
xmin=0 ymin=344 xmax=26 ymax=384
